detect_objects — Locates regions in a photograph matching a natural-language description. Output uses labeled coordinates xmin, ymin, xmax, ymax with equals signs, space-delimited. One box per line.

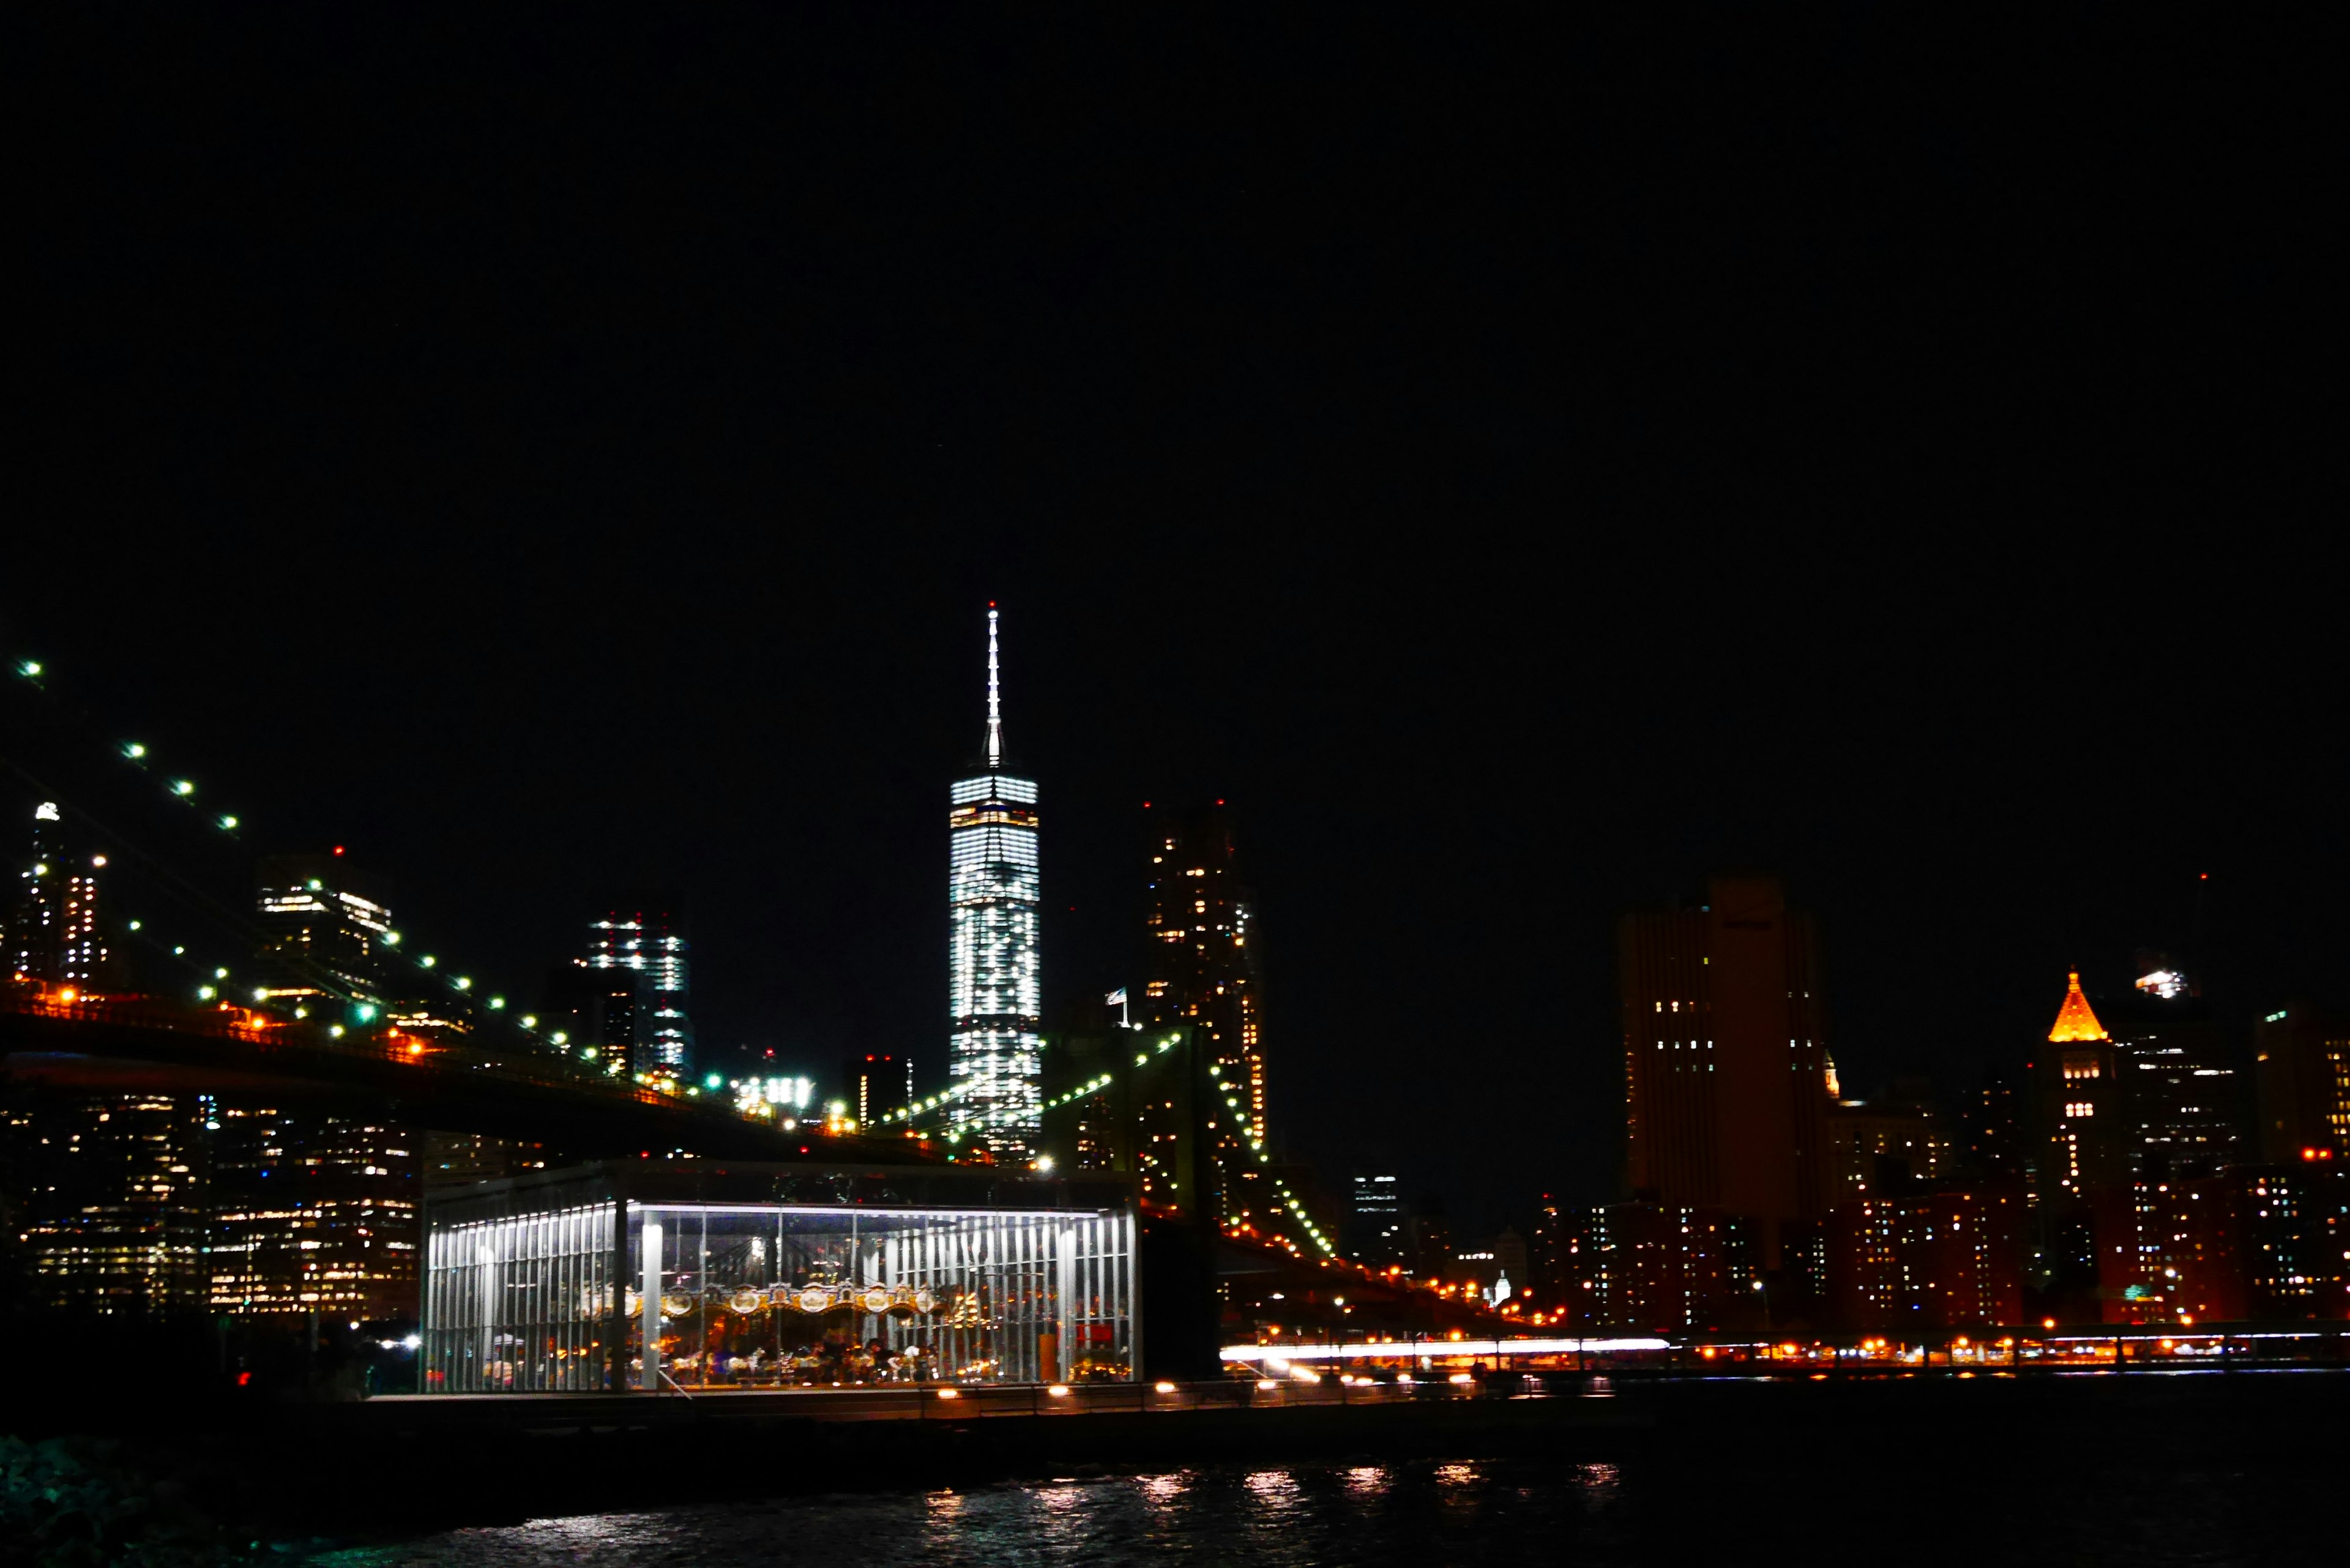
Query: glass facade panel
xmin=422 ymin=1199 xmax=615 ymax=1392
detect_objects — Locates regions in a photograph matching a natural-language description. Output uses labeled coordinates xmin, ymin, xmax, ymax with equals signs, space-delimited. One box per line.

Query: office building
xmin=1619 ymin=875 xmax=1833 ymax=1268
xmin=581 ymin=900 xmax=693 ymax=1080
xmin=205 ymin=1102 xmax=420 ymax=1321
xmin=1141 ymin=802 xmax=1267 ymax=1152
xmin=2254 ymin=1001 xmax=2349 ymax=1163
xmin=1826 ymin=1079 xmax=1951 ymax=1206
xmin=4 ymin=1085 xmax=211 ymax=1315
xmin=1828 ymin=1185 xmax=2024 ymax=1330
xmin=543 ymin=961 xmax=645 ymax=1076
xmin=1958 ymin=1071 xmax=2023 ymax=1179
xmin=8 ymin=801 xmax=108 ymax=989
xmin=1350 ymin=1173 xmax=1405 ymax=1269
xmin=1580 ymin=1200 xmax=1757 ymax=1335
xmin=2111 ymin=958 xmax=2241 ymax=1181
xmin=2232 ymin=1159 xmax=2348 ymax=1318
xmin=843 ymin=1051 xmax=912 ymax=1127
xmin=947 ymin=608 xmax=1042 ymax=1157
xmin=254 ymin=850 xmax=392 ymax=1007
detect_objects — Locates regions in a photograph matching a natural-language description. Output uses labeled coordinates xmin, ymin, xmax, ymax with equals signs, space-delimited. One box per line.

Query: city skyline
xmin=4 ymin=638 xmax=2337 ymax=1247
xmin=9 ymin=10 xmax=2341 ymax=1237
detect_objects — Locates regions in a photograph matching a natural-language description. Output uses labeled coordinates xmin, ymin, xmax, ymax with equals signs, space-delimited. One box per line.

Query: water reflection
xmin=314 ymin=1450 xmax=2303 ymax=1568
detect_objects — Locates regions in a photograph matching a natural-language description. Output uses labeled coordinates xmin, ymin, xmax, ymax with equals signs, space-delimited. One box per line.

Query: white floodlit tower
xmin=947 ymin=607 xmax=1042 ymax=1156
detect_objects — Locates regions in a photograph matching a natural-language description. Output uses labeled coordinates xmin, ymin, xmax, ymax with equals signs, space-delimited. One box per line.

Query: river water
xmin=312 ymin=1448 xmax=2328 ymax=1566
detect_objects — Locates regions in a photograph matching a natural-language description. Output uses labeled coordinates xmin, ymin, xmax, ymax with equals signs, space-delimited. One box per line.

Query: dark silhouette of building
xmin=1959 ymin=1069 xmax=2023 ymax=1179
xmin=1350 ymin=1173 xmax=1405 ymax=1269
xmin=1619 ymin=875 xmax=1833 ymax=1271
xmin=1828 ymin=1184 xmax=2024 ymax=1330
xmin=2232 ymin=1159 xmax=2348 ymax=1318
xmin=842 ymin=1050 xmax=911 ymax=1127
xmin=1826 ymin=1077 xmax=1951 ymax=1209
xmin=542 ymin=961 xmax=643 ymax=1077
xmin=1141 ymin=803 xmax=1267 ymax=1215
xmin=2255 ymin=1001 xmax=2349 ymax=1163
xmin=1581 ymin=1201 xmax=1757 ymax=1334
xmin=1039 ymin=1025 xmax=1215 ymax=1217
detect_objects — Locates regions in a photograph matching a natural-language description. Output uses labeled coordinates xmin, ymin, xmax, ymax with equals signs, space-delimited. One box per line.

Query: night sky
xmin=11 ymin=12 xmax=2338 ymax=1233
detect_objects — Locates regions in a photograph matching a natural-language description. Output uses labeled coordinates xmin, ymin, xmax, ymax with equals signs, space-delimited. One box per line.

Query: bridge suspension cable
xmin=2 ymin=651 xmax=695 ymax=1100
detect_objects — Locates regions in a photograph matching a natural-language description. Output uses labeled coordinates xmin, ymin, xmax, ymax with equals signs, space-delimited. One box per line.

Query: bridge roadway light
xmin=171 ymin=780 xmax=194 ymax=796
xmin=197 ymin=986 xmax=215 ymax=1001
xmin=124 ymin=742 xmax=146 ymax=759
xmin=218 ymin=815 xmax=238 ymax=831
xmin=382 ymin=931 xmax=400 ymax=946
xmin=487 ymin=996 xmax=505 ymax=1009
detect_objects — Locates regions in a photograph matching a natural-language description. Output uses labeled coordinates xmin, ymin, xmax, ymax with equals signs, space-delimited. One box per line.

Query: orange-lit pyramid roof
xmin=2047 ymin=969 xmax=2109 ymax=1043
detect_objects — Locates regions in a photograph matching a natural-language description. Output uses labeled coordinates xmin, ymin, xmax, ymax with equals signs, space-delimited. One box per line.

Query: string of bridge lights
xmin=872 ymin=1025 xmax=1337 ymax=1260
xmin=10 ymin=655 xmax=671 ymax=1092
xmin=1203 ymin=1091 xmax=1340 ymax=1261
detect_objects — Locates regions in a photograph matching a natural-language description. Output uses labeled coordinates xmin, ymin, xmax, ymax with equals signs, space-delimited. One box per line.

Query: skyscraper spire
xmin=985 ymin=605 xmax=1002 ymax=768
xmin=2048 ymin=968 xmax=2109 ymax=1043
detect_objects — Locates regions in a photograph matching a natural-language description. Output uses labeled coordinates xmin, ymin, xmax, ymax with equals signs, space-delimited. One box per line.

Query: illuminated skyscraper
xmin=254 ymin=850 xmax=392 ymax=1006
xmin=1141 ymin=803 xmax=1267 ymax=1148
xmin=580 ymin=898 xmax=693 ymax=1079
xmin=948 ymin=608 xmax=1042 ymax=1157
xmin=8 ymin=802 xmax=108 ymax=988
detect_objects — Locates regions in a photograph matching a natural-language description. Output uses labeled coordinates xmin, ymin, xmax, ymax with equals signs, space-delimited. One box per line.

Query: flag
xmin=1105 ymin=988 xmax=1127 ymax=1006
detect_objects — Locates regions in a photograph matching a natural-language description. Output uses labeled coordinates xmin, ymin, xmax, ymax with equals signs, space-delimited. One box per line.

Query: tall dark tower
xmin=1619 ymin=875 xmax=1833 ymax=1268
xmin=1141 ymin=803 xmax=1268 ymax=1203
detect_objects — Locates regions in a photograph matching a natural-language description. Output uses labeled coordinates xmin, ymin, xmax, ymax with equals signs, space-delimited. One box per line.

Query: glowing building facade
xmin=1141 ymin=804 xmax=1267 ymax=1152
xmin=254 ymin=851 xmax=392 ymax=1006
xmin=581 ymin=900 xmax=693 ymax=1079
xmin=8 ymin=802 xmax=107 ymax=988
xmin=948 ymin=610 xmax=1042 ymax=1156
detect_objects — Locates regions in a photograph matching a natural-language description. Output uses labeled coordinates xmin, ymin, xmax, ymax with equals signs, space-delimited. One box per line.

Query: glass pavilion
xmin=421 ymin=1160 xmax=1138 ymax=1393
